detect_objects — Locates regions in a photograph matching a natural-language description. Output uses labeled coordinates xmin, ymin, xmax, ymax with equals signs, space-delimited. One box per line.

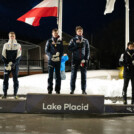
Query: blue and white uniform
xmin=2 ymin=39 xmax=22 ymax=96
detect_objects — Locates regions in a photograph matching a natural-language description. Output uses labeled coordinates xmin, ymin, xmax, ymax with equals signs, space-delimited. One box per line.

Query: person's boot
xmin=48 ymin=87 xmax=53 ymax=94
xmin=82 ymin=90 xmax=87 ymax=95
xmin=1 ymin=92 xmax=7 ymax=99
xmin=55 ymin=86 xmax=60 ymax=94
xmin=14 ymin=95 xmax=19 ymax=99
xmin=48 ymin=90 xmax=52 ymax=94
xmin=56 ymin=91 xmax=60 ymax=94
xmin=14 ymin=92 xmax=19 ymax=99
xmin=1 ymin=95 xmax=7 ymax=99
xmin=2 ymin=87 xmax=7 ymax=99
xmin=70 ymin=90 xmax=74 ymax=94
xmin=123 ymin=94 xmax=127 ymax=105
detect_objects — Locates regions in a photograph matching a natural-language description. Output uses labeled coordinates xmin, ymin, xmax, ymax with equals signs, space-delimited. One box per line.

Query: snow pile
xmin=0 ymin=70 xmax=132 ymax=98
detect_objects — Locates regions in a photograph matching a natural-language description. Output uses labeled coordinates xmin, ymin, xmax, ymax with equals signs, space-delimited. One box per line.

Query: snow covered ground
xmin=0 ymin=70 xmax=133 ymax=104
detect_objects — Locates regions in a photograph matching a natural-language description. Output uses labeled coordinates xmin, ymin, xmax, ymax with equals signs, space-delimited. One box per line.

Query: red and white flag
xmin=17 ymin=0 xmax=58 ymax=26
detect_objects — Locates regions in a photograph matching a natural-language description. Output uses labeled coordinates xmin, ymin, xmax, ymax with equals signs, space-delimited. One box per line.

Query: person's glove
xmin=80 ymin=60 xmax=88 ymax=67
xmin=51 ymin=57 xmax=60 ymax=62
xmin=80 ymin=60 xmax=85 ymax=67
xmin=56 ymin=52 xmax=60 ymax=57
xmin=52 ymin=54 xmax=57 ymax=58
xmin=81 ymin=60 xmax=85 ymax=63
xmin=52 ymin=52 xmax=60 ymax=58
xmin=5 ymin=62 xmax=13 ymax=71
xmin=5 ymin=65 xmax=11 ymax=71
xmin=9 ymin=62 xmax=13 ymax=66
xmin=132 ymin=60 xmax=134 ymax=65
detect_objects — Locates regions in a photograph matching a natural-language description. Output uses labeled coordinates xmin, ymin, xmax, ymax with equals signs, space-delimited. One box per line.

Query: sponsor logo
xmin=42 ymin=103 xmax=89 ymax=111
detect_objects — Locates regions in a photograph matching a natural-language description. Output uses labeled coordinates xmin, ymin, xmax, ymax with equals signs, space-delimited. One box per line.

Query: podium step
xmin=26 ymin=94 xmax=104 ymax=114
xmin=0 ymin=99 xmax=26 ymax=113
xmin=105 ymin=104 xmax=134 ymax=113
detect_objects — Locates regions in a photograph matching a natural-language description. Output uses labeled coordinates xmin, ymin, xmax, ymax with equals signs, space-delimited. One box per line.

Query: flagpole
xmin=58 ymin=0 xmax=63 ymax=40
xmin=125 ymin=0 xmax=129 ymax=48
xmin=57 ymin=0 xmax=59 ymax=25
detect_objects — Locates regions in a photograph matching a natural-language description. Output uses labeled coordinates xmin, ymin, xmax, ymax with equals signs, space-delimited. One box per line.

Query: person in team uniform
xmin=119 ymin=42 xmax=134 ymax=104
xmin=45 ymin=29 xmax=63 ymax=94
xmin=1 ymin=32 xmax=22 ymax=99
xmin=68 ymin=26 xmax=90 ymax=94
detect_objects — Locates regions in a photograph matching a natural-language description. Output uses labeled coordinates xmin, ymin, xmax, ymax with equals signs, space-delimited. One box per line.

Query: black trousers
xmin=3 ymin=66 xmax=19 ymax=96
xmin=47 ymin=61 xmax=61 ymax=92
xmin=70 ymin=61 xmax=87 ymax=91
xmin=123 ymin=77 xmax=134 ymax=100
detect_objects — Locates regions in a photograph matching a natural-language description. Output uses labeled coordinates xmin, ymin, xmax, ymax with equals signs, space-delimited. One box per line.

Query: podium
xmin=1 ymin=94 xmax=134 ymax=114
xmin=105 ymin=104 xmax=134 ymax=113
xmin=26 ymin=94 xmax=104 ymax=114
xmin=0 ymin=99 xmax=26 ymax=113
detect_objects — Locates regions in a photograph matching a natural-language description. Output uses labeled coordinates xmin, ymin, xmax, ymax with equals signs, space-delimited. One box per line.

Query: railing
xmin=20 ymin=60 xmax=50 ymax=75
xmin=0 ymin=59 xmax=100 ymax=76
xmin=0 ymin=60 xmax=48 ymax=75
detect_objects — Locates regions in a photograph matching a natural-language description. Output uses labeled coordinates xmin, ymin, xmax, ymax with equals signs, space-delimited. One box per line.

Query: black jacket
xmin=45 ymin=37 xmax=63 ymax=61
xmin=68 ymin=36 xmax=90 ymax=61
xmin=119 ymin=49 xmax=134 ymax=78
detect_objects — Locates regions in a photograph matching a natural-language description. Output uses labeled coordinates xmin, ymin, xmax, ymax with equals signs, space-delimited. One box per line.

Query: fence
xmin=0 ymin=60 xmax=48 ymax=76
xmin=0 ymin=58 xmax=100 ymax=77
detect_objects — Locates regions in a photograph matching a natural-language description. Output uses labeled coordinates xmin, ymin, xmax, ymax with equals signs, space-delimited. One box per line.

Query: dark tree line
xmin=92 ymin=11 xmax=134 ymax=69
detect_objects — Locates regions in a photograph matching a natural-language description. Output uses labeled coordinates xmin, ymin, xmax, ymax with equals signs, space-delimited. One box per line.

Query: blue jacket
xmin=68 ymin=35 xmax=90 ymax=61
xmin=45 ymin=37 xmax=63 ymax=61
xmin=61 ymin=55 xmax=69 ymax=71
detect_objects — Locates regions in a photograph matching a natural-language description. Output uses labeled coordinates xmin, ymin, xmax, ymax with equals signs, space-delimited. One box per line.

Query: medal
xmin=55 ymin=44 xmax=57 ymax=47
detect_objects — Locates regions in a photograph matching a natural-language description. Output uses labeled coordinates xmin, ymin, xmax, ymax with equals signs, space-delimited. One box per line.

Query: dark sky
xmin=0 ymin=0 xmax=134 ymax=43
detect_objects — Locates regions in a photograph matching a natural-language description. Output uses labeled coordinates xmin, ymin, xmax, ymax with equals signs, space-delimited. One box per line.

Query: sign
xmin=26 ymin=94 xmax=104 ymax=114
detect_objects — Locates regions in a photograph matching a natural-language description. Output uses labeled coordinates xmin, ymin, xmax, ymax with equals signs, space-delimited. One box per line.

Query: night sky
xmin=0 ymin=0 xmax=134 ymax=43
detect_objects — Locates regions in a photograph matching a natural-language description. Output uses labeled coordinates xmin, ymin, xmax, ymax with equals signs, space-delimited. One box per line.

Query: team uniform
xmin=68 ymin=35 xmax=90 ymax=94
xmin=119 ymin=49 xmax=134 ymax=104
xmin=2 ymin=39 xmax=22 ymax=98
xmin=45 ymin=37 xmax=63 ymax=94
